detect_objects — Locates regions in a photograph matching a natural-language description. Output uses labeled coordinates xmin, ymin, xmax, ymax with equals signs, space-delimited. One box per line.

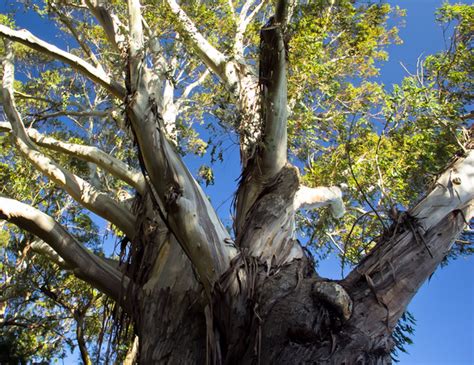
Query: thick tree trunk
xmin=130 ymin=154 xmax=470 ymax=364
xmin=135 ymin=257 xmax=392 ymax=365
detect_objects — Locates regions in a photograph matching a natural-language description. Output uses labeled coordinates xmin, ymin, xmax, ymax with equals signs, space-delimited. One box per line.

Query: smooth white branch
xmin=29 ymin=239 xmax=70 ymax=268
xmin=1 ymin=44 xmax=135 ymax=238
xmin=411 ymin=150 xmax=474 ymax=231
xmin=0 ymin=197 xmax=128 ymax=302
xmin=127 ymin=0 xmax=145 ymax=90
xmin=165 ymin=0 xmax=228 ymax=80
xmin=84 ymin=0 xmax=126 ymax=52
xmin=234 ymin=0 xmax=268 ymax=56
xmin=0 ymin=24 xmax=125 ymax=98
xmin=294 ymin=185 xmax=346 ymax=218
xmin=0 ymin=122 xmax=145 ymax=193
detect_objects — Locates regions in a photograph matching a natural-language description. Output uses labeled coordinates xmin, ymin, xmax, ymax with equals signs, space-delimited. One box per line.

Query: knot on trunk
xmin=312 ymin=281 xmax=353 ymax=321
xmin=164 ymin=183 xmax=183 ymax=210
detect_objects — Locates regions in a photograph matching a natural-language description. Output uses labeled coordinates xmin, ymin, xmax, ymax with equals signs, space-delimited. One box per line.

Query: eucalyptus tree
xmin=0 ymin=0 xmax=472 ymax=364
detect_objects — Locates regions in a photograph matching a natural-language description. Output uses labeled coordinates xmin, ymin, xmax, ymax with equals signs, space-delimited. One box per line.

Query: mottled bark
xmin=128 ymin=145 xmax=471 ymax=364
xmin=132 ymin=211 xmax=468 ymax=365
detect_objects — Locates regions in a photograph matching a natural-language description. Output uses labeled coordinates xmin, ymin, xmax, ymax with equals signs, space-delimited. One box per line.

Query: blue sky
xmin=2 ymin=0 xmax=473 ymax=364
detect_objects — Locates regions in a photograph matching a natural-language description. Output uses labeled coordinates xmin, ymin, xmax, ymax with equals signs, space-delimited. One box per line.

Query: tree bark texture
xmin=129 ymin=160 xmax=469 ymax=365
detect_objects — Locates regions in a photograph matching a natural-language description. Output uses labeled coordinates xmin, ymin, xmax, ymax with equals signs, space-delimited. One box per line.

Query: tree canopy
xmin=0 ymin=0 xmax=472 ymax=363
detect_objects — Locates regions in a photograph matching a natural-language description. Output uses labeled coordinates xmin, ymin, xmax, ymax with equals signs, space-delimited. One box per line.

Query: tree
xmin=0 ymin=0 xmax=472 ymax=363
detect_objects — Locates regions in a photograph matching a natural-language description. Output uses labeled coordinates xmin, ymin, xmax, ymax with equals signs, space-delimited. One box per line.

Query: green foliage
xmin=287 ymin=0 xmax=402 ymax=159
xmin=198 ymin=164 xmax=215 ymax=186
xmin=299 ymin=2 xmax=472 ymax=266
xmin=391 ymin=311 xmax=416 ymax=362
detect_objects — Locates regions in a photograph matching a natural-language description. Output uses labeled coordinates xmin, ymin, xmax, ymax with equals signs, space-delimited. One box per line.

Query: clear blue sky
xmin=2 ymin=1 xmax=473 ymax=364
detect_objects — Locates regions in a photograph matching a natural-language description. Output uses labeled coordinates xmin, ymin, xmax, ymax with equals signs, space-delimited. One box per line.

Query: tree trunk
xmin=128 ymin=157 xmax=469 ymax=364
xmin=135 ymin=257 xmax=391 ymax=365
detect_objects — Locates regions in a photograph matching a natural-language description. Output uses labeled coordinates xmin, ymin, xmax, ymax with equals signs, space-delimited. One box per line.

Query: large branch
xmin=233 ymin=8 xmax=289 ymax=235
xmin=275 ymin=0 xmax=291 ymax=26
xmin=84 ymin=0 xmax=127 ymax=52
xmin=259 ymin=11 xmax=288 ymax=176
xmin=0 ymin=122 xmax=145 ymax=193
xmin=128 ymin=93 xmax=237 ymax=294
xmin=0 ymin=197 xmax=129 ymax=303
xmin=165 ymin=0 xmax=227 ymax=79
xmin=126 ymin=87 xmax=236 ymax=295
xmin=1 ymin=43 xmax=135 ymax=238
xmin=127 ymin=0 xmax=145 ymax=91
xmin=29 ymin=239 xmax=70 ymax=269
xmin=343 ymin=149 xmax=474 ymax=339
xmin=0 ymin=24 xmax=126 ymax=99
xmin=122 ymin=0 xmax=236 ymax=294
xmin=410 ymin=152 xmax=474 ymax=231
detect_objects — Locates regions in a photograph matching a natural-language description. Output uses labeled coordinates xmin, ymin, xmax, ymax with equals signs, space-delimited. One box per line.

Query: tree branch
xmin=343 ymin=148 xmax=474 ymax=339
xmin=259 ymin=9 xmax=288 ymax=177
xmin=175 ymin=68 xmax=210 ymax=110
xmin=165 ymin=0 xmax=227 ymax=79
xmin=0 ymin=197 xmax=129 ymax=303
xmin=84 ymin=0 xmax=126 ymax=52
xmin=1 ymin=43 xmax=135 ymax=238
xmin=29 ymin=239 xmax=70 ymax=269
xmin=233 ymin=9 xmax=289 ymax=235
xmin=33 ymin=109 xmax=109 ymax=120
xmin=274 ymin=0 xmax=291 ymax=27
xmin=127 ymin=95 xmax=237 ymax=294
xmin=0 ymin=122 xmax=145 ymax=193
xmin=127 ymin=0 xmax=145 ymax=90
xmin=294 ymin=185 xmax=346 ymax=218
xmin=123 ymin=336 xmax=139 ymax=365
xmin=50 ymin=3 xmax=104 ymax=71
xmin=75 ymin=309 xmax=93 ymax=365
xmin=411 ymin=150 xmax=474 ymax=231
xmin=234 ymin=0 xmax=268 ymax=56
xmin=0 ymin=24 xmax=126 ymax=99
